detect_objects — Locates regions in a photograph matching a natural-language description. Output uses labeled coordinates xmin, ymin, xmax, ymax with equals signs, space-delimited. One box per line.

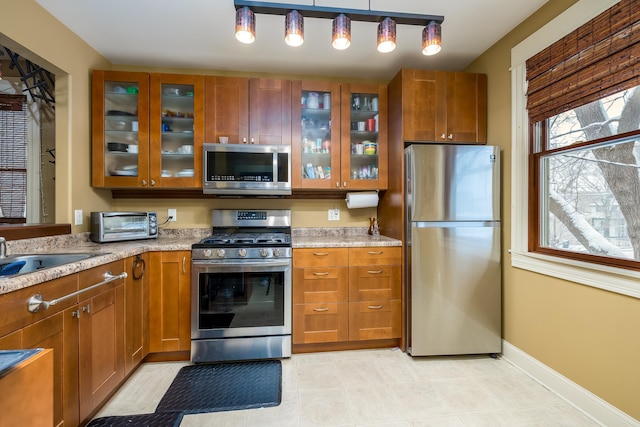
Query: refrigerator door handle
xmin=412 ymin=220 xmax=500 ymax=228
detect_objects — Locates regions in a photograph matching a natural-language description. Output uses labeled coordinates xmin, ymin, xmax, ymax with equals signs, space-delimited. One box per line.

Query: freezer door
xmin=408 ymin=222 xmax=501 ymax=356
xmin=406 ymin=145 xmax=500 ymax=222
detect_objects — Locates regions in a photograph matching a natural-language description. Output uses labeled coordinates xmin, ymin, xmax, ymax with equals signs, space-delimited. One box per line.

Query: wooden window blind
xmin=526 ymin=0 xmax=640 ymax=122
xmin=0 ymin=94 xmax=28 ymax=222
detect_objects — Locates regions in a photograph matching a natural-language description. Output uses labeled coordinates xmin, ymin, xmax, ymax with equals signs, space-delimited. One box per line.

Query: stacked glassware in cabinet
xmin=103 ymin=82 xmax=140 ymax=177
xmin=160 ymin=84 xmax=195 ymax=178
xmin=300 ymin=90 xmax=332 ymax=180
xmin=350 ymin=93 xmax=379 ymax=180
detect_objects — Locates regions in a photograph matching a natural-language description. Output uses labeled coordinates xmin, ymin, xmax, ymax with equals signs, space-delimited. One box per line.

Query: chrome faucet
xmin=0 ymin=237 xmax=6 ymax=258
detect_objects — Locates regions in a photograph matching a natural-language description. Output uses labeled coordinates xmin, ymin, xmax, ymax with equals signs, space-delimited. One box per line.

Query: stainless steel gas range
xmin=190 ymin=209 xmax=292 ymax=363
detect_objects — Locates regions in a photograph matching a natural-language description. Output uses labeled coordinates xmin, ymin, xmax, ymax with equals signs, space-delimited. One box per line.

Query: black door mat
xmin=87 ymin=411 xmax=183 ymax=427
xmin=155 ymin=360 xmax=282 ymax=415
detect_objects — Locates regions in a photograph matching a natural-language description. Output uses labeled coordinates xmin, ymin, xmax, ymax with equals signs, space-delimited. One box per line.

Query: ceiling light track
xmin=234 ymin=1 xmax=444 ymax=27
xmin=233 ymin=0 xmax=444 ymax=55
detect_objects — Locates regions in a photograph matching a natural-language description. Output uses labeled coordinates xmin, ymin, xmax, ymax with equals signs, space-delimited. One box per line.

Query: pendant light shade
xmin=377 ymin=17 xmax=396 ymax=53
xmin=285 ymin=10 xmax=304 ymax=47
xmin=422 ymin=21 xmax=442 ymax=56
xmin=332 ymin=14 xmax=351 ymax=50
xmin=235 ymin=6 xmax=256 ymax=44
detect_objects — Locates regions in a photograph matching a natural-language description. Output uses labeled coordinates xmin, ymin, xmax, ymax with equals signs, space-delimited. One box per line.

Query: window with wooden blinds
xmin=0 ymin=94 xmax=28 ymax=223
xmin=526 ymin=0 xmax=640 ymax=122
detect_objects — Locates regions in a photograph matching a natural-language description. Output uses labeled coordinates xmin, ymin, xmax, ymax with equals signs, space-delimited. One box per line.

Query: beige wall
xmin=465 ymin=0 xmax=640 ymax=419
xmin=0 ymin=0 xmax=113 ymax=229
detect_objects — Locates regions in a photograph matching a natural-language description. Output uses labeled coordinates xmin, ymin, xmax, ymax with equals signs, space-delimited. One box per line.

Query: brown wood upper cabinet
xmin=291 ymin=81 xmax=387 ymax=190
xmin=205 ymin=77 xmax=292 ymax=145
xmin=92 ymin=70 xmax=204 ymax=188
xmin=391 ymin=69 xmax=487 ymax=144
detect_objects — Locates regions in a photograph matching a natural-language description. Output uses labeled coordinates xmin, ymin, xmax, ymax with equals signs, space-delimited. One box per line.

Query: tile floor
xmin=95 ymin=349 xmax=601 ymax=426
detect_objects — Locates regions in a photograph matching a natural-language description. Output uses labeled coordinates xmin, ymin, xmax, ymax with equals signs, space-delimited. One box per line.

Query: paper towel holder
xmin=345 ymin=190 xmax=379 ymax=209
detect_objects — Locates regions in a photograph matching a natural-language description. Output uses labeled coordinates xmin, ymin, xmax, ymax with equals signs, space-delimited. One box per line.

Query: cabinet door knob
xmin=71 ymin=310 xmax=81 ymax=318
xmin=343 ymin=181 xmax=347 ymax=187
xmin=141 ymin=179 xmax=147 ymax=186
xmin=150 ymin=179 xmax=156 ymax=186
xmin=82 ymin=304 xmax=91 ymax=314
xmin=182 ymin=256 xmax=187 ymax=274
xmin=242 ymin=137 xmax=247 ymax=144
xmin=448 ymin=134 xmax=453 ymax=140
xmin=336 ymin=182 xmax=340 ymax=188
xmin=441 ymin=134 xmax=446 ymax=140
xmin=250 ymin=138 xmax=255 ymax=144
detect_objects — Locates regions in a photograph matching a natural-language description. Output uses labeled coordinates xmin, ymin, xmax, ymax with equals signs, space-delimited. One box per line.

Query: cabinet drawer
xmin=78 ymin=260 xmax=126 ymax=299
xmin=293 ymin=248 xmax=349 ymax=268
xmin=0 ymin=275 xmax=78 ymax=337
xmin=349 ymin=265 xmax=401 ymax=301
xmin=293 ymin=302 xmax=348 ymax=344
xmin=348 ymin=300 xmax=401 ymax=341
xmin=293 ymin=267 xmax=348 ymax=304
xmin=348 ymin=247 xmax=401 ymax=266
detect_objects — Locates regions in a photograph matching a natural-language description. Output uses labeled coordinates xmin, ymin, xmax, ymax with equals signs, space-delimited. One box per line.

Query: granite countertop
xmin=292 ymin=228 xmax=401 ymax=248
xmin=0 ymin=227 xmax=401 ymax=295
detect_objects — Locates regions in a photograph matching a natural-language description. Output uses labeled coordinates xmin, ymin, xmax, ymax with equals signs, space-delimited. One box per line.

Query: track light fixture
xmin=332 ymin=14 xmax=351 ymax=50
xmin=422 ymin=21 xmax=442 ymax=56
xmin=235 ymin=6 xmax=256 ymax=44
xmin=233 ymin=1 xmax=444 ymax=56
xmin=285 ymin=10 xmax=304 ymax=47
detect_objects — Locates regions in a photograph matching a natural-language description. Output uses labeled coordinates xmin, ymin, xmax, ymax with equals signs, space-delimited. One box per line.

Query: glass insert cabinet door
xmin=92 ymin=70 xmax=150 ymax=188
xmin=149 ymin=74 xmax=204 ymax=188
xmin=342 ymin=83 xmax=387 ymax=189
xmin=292 ymin=81 xmax=341 ymax=189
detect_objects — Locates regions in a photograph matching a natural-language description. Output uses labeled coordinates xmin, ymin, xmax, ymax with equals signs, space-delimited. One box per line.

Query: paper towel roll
xmin=345 ymin=191 xmax=378 ymax=209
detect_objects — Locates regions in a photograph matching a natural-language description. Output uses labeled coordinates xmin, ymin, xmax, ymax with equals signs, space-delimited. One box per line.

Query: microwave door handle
xmin=102 ymin=212 xmax=147 ymax=217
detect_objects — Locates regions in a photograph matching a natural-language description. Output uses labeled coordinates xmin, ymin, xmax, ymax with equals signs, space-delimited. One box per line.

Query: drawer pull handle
xmin=313 ymin=252 xmax=329 ymax=256
xmin=313 ymin=272 xmax=330 ymax=276
xmin=368 ymin=304 xmax=384 ymax=309
xmin=367 ymin=251 xmax=383 ymax=255
xmin=367 ymin=270 xmax=383 ymax=274
xmin=313 ymin=307 xmax=329 ymax=312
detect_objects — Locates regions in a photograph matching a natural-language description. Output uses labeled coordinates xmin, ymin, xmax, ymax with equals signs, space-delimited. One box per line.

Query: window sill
xmin=510 ymin=250 xmax=640 ymax=299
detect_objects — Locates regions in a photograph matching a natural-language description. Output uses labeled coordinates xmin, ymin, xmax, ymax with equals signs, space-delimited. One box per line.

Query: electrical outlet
xmin=168 ymin=208 xmax=177 ymax=222
xmin=74 ymin=210 xmax=83 ymax=225
xmin=328 ymin=208 xmax=340 ymax=221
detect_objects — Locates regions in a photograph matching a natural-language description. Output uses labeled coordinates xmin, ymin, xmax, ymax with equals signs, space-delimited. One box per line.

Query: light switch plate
xmin=328 ymin=208 xmax=340 ymax=221
xmin=168 ymin=208 xmax=177 ymax=221
xmin=74 ymin=210 xmax=83 ymax=225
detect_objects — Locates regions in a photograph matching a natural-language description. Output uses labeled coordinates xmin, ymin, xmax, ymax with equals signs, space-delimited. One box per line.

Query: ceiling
xmin=34 ymin=0 xmax=548 ymax=80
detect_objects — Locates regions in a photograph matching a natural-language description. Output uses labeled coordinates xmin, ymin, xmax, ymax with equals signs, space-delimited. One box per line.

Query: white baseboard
xmin=502 ymin=341 xmax=639 ymax=427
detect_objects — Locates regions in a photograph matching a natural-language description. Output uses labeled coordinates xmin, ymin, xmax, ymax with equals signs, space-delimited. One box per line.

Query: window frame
xmin=511 ymin=0 xmax=640 ymax=299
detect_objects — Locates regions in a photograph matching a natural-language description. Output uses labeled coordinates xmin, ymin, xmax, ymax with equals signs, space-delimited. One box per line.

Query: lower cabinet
xmin=293 ymin=248 xmax=349 ymax=344
xmin=124 ymin=254 xmax=149 ymax=375
xmin=293 ymin=246 xmax=401 ymax=348
xmin=77 ymin=262 xmax=126 ymax=421
xmin=149 ymin=251 xmax=191 ymax=353
xmin=0 ymin=259 xmax=129 ymax=427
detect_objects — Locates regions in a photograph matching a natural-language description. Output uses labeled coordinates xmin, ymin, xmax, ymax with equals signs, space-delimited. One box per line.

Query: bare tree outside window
xmin=539 ymin=86 xmax=640 ymax=261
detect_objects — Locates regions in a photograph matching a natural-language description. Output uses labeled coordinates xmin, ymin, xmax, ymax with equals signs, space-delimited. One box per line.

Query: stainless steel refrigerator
xmin=405 ymin=144 xmax=501 ymax=356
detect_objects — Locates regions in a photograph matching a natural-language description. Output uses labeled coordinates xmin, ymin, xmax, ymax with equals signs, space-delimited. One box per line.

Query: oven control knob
xmin=215 ymin=249 xmax=226 ymax=258
xmin=238 ymin=248 xmax=247 ymax=257
xmin=259 ymin=248 xmax=269 ymax=257
xmin=273 ymin=248 xmax=281 ymax=257
xmin=203 ymin=249 xmax=213 ymax=258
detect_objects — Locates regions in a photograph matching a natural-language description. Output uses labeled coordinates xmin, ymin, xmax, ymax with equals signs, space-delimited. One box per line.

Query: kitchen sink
xmin=0 ymin=253 xmax=99 ymax=277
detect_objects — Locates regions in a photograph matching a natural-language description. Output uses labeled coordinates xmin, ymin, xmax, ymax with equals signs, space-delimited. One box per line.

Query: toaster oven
xmin=90 ymin=212 xmax=158 ymax=243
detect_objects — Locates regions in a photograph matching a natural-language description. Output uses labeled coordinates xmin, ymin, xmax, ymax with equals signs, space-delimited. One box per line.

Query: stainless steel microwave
xmin=90 ymin=212 xmax=158 ymax=243
xmin=202 ymin=143 xmax=291 ymax=195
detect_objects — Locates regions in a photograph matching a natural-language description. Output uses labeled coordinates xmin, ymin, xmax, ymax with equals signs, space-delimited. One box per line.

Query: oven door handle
xmin=192 ymin=259 xmax=292 ymax=269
